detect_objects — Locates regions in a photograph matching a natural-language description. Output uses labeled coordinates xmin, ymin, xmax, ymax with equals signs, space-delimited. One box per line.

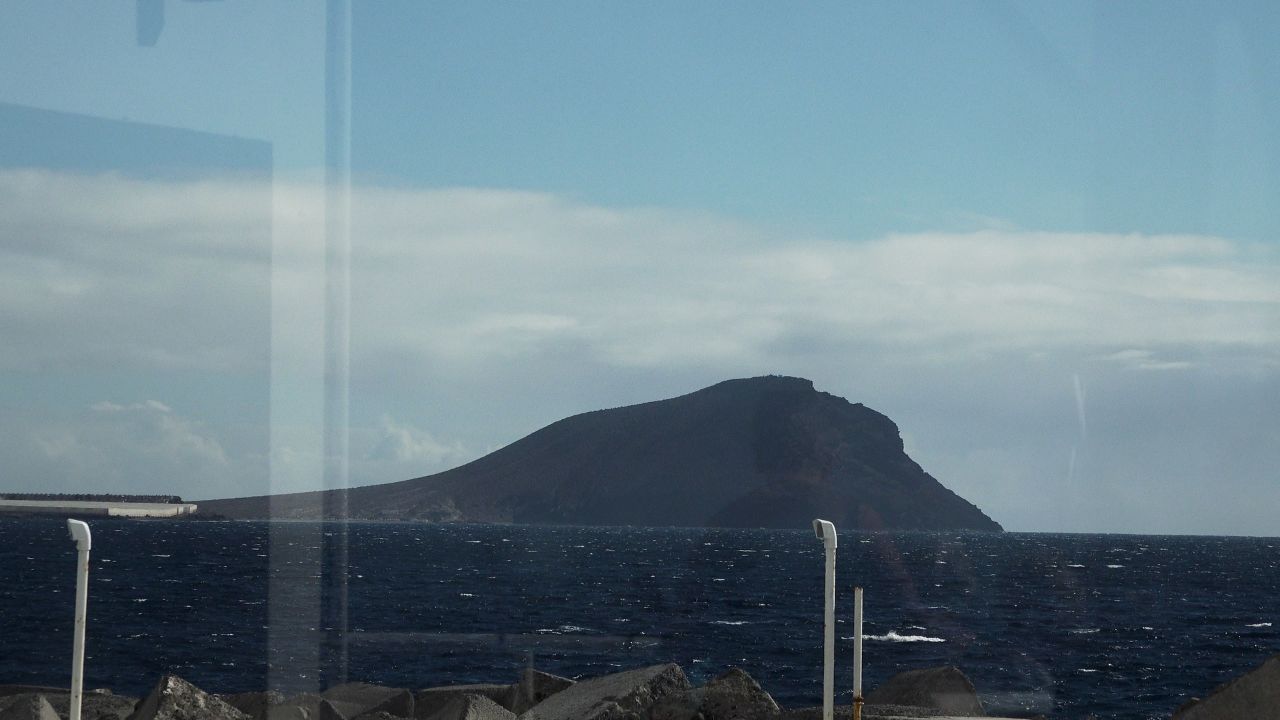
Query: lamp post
xmin=812 ymin=519 xmax=837 ymax=720
xmin=66 ymin=519 xmax=92 ymax=720
xmin=852 ymin=586 xmax=864 ymax=720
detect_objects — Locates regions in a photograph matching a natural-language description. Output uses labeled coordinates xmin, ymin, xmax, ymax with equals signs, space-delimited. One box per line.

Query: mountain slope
xmin=202 ymin=376 xmax=1002 ymax=531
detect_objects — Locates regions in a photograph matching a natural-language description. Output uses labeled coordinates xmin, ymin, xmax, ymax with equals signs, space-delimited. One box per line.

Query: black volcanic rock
xmin=202 ymin=376 xmax=1001 ymax=531
xmin=128 ymin=675 xmax=248 ymax=720
xmin=694 ymin=667 xmax=781 ymax=720
xmin=506 ymin=671 xmax=573 ymax=715
xmin=521 ymin=664 xmax=690 ymax=720
xmin=0 ymin=695 xmax=60 ymax=720
xmin=866 ymin=666 xmax=985 ymax=716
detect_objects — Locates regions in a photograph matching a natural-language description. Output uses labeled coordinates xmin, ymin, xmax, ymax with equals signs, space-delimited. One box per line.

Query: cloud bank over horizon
xmin=1 ymin=169 xmax=1277 ymax=534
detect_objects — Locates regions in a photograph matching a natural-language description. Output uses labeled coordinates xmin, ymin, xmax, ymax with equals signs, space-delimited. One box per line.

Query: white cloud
xmin=365 ymin=415 xmax=468 ymax=467
xmin=90 ymin=400 xmax=173 ymax=414
xmin=261 ymin=417 xmax=470 ymax=495
xmin=1100 ymin=349 xmax=1196 ymax=371
xmin=8 ymin=400 xmax=236 ymax=497
xmin=341 ymin=195 xmax=1279 ymax=371
xmin=0 ymin=169 xmax=272 ymax=374
xmin=4 ymin=169 xmax=1276 ymax=378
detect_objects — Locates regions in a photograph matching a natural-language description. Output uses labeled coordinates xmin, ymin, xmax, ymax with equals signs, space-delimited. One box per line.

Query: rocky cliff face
xmin=202 ymin=376 xmax=1002 ymax=531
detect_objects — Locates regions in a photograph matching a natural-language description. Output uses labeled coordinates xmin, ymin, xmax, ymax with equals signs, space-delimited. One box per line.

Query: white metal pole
xmin=853 ymin=586 xmax=864 ymax=720
xmin=812 ymin=519 xmax=837 ymax=720
xmin=66 ymin=520 xmax=92 ymax=720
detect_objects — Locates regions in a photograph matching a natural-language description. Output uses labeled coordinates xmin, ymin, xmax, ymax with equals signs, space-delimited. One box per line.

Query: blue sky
xmin=1 ymin=2 xmax=1278 ymax=535
xmin=352 ymin=2 xmax=1280 ymax=241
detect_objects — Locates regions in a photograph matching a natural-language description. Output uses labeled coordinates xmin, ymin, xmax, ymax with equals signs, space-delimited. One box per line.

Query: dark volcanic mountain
xmin=202 ymin=376 xmax=1002 ymax=531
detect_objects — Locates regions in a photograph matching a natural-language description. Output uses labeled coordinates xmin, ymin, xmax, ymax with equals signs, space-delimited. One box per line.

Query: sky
xmin=1 ymin=2 xmax=1278 ymax=535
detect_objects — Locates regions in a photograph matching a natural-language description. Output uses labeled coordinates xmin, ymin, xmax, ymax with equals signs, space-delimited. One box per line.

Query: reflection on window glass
xmin=1 ymin=4 xmax=1277 ymax=720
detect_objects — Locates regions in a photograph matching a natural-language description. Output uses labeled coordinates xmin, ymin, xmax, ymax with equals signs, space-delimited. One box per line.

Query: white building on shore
xmin=0 ymin=499 xmax=198 ymax=518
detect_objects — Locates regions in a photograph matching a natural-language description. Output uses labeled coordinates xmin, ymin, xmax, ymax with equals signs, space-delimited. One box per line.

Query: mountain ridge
xmin=201 ymin=376 xmax=1002 ymax=532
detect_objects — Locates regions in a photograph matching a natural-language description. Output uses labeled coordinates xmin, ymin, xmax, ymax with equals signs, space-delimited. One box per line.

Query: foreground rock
xmin=0 ymin=692 xmax=137 ymax=720
xmin=414 ymin=687 xmax=512 ymax=720
xmin=217 ymin=693 xmax=320 ymax=720
xmin=505 ymin=672 xmax=573 ymax=717
xmin=0 ymin=691 xmax=67 ymax=701
xmin=1172 ymin=653 xmax=1280 ymax=720
xmin=219 ymin=693 xmax=285 ymax=720
xmin=363 ymin=692 xmax=413 ymax=720
xmin=317 ymin=701 xmax=347 ymax=720
xmin=49 ymin=695 xmax=138 ymax=720
xmin=0 ymin=664 xmax=1007 ymax=720
xmin=425 ymin=696 xmax=513 ymax=720
xmin=865 ymin=667 xmax=984 ymax=717
xmin=322 ymin=685 xmax=412 ymax=720
xmin=520 ymin=664 xmax=690 ymax=720
xmin=128 ymin=675 xmax=249 ymax=720
xmin=779 ymin=705 xmax=944 ymax=720
xmin=265 ymin=694 xmax=364 ymax=720
xmin=691 ymin=668 xmax=780 ymax=720
xmin=0 ymin=695 xmax=60 ymax=720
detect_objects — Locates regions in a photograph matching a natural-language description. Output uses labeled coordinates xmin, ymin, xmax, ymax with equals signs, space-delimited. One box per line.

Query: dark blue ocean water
xmin=1 ymin=519 xmax=1276 ymax=720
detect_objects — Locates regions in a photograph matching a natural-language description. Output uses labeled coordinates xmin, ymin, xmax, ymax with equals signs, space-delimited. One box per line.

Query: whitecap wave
xmin=862 ymin=631 xmax=945 ymax=643
xmin=1246 ymin=622 xmax=1272 ymax=628
xmin=709 ymin=620 xmax=750 ymax=626
xmin=535 ymin=624 xmax=593 ymax=635
xmin=1069 ymin=628 xmax=1100 ymax=634
xmin=535 ymin=620 xmax=593 ymax=630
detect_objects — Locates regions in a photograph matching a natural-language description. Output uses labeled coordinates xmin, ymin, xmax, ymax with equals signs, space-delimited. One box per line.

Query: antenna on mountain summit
xmin=813 ymin=519 xmax=837 ymax=720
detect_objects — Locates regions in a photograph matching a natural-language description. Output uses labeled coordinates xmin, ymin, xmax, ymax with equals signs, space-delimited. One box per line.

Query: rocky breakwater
xmin=1171 ymin=653 xmax=1280 ymax=720
xmin=8 ymin=656 xmax=1280 ymax=720
xmin=0 ymin=664 xmax=1005 ymax=720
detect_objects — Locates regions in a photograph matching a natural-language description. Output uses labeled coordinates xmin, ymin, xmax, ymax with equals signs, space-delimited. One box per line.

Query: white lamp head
xmin=812 ymin=518 xmax=836 ymax=548
xmin=66 ymin=519 xmax=91 ymax=552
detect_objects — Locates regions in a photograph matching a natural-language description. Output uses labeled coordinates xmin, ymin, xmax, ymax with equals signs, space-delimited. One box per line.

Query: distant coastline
xmin=0 ymin=497 xmax=197 ymax=518
xmin=0 ymin=492 xmax=187 ymax=504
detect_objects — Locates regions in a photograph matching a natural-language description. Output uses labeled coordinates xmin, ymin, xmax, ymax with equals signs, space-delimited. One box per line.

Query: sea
xmin=1 ymin=519 xmax=1276 ymax=720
